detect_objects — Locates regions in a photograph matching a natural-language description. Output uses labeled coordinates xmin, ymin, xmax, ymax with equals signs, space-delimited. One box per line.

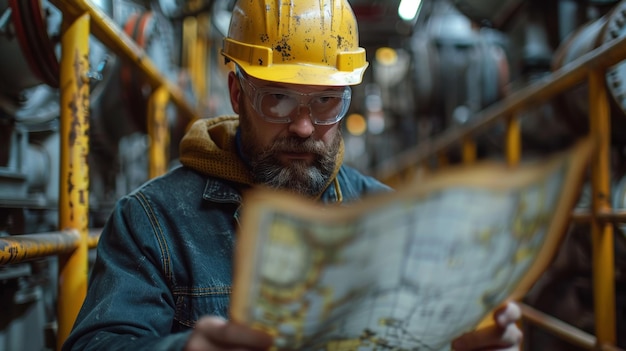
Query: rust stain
xmin=0 ymin=232 xmax=80 ymax=265
xmin=65 ymin=47 xmax=90 ymax=211
xmin=275 ymin=38 xmax=293 ymax=60
xmin=79 ymin=189 xmax=86 ymax=205
xmin=67 ymin=172 xmax=75 ymax=194
xmin=67 ymin=49 xmax=90 ymax=153
xmin=304 ymin=37 xmax=313 ymax=51
xmin=67 ymin=99 xmax=79 ymax=148
xmin=74 ymin=51 xmax=84 ymax=91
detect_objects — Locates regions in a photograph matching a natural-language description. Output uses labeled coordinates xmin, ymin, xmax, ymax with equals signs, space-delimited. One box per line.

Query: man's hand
xmin=451 ymin=302 xmax=523 ymax=351
xmin=184 ymin=316 xmax=274 ymax=351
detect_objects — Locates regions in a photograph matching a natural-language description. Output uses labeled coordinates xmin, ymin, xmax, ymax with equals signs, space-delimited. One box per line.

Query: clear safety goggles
xmin=237 ymin=71 xmax=351 ymax=125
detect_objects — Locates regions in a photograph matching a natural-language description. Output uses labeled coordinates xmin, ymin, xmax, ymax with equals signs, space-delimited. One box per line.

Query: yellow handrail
xmin=56 ymin=12 xmax=91 ymax=349
xmin=588 ymin=68 xmax=616 ymax=346
xmin=148 ymin=86 xmax=171 ymax=178
xmin=0 ymin=230 xmax=80 ymax=265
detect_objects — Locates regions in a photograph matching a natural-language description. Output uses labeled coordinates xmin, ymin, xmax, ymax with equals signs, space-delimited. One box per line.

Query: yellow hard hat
xmin=222 ymin=0 xmax=368 ymax=86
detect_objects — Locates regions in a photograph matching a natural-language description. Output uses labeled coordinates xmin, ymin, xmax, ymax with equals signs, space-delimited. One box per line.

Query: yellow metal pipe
xmin=461 ymin=137 xmax=476 ymax=165
xmin=195 ymin=14 xmax=209 ymax=110
xmin=183 ymin=14 xmax=208 ymax=115
xmin=148 ymin=86 xmax=170 ymax=178
xmin=88 ymin=228 xmax=102 ymax=249
xmin=183 ymin=16 xmax=199 ymax=104
xmin=0 ymin=231 xmax=80 ymax=265
xmin=182 ymin=16 xmax=197 ymax=71
xmin=57 ymin=12 xmax=91 ymax=350
xmin=520 ymin=303 xmax=626 ymax=351
xmin=49 ymin=0 xmax=198 ymax=123
xmin=520 ymin=303 xmax=598 ymax=349
xmin=571 ymin=208 xmax=626 ymax=223
xmin=506 ymin=114 xmax=521 ymax=167
xmin=588 ymin=70 xmax=616 ymax=345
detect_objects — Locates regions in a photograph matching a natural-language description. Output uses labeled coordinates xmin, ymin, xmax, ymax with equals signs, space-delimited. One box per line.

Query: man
xmin=63 ymin=0 xmax=523 ymax=350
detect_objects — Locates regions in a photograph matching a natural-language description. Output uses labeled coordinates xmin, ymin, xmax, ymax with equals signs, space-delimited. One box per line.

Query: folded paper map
xmin=232 ymin=137 xmax=595 ymax=351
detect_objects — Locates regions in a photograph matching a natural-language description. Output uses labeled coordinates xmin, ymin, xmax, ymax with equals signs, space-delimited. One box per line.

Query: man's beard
xmin=239 ymin=104 xmax=340 ymax=197
xmin=247 ymin=136 xmax=339 ymax=197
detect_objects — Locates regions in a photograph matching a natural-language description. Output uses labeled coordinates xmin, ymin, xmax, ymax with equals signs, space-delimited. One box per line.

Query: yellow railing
xmin=57 ymin=14 xmax=91 ymax=345
xmin=0 ymin=230 xmax=80 ymax=265
xmin=374 ymin=24 xmax=626 ymax=351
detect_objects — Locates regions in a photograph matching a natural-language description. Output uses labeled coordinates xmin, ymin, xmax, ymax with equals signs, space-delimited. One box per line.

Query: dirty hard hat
xmin=221 ymin=0 xmax=368 ymax=86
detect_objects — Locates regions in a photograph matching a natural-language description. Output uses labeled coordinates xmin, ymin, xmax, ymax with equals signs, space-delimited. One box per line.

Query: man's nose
xmin=287 ymin=105 xmax=315 ymax=137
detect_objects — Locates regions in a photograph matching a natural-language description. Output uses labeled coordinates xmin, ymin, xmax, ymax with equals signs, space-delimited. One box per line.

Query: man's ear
xmin=228 ymin=71 xmax=241 ymax=114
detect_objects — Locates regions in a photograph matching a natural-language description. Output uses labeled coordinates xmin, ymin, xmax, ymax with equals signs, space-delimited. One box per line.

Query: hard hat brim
xmin=228 ymin=59 xmax=369 ymax=86
xmin=221 ymin=37 xmax=369 ymax=86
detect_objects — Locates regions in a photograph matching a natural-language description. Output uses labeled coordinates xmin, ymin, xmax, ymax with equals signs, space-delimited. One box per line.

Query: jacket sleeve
xmin=62 ymin=194 xmax=189 ymax=351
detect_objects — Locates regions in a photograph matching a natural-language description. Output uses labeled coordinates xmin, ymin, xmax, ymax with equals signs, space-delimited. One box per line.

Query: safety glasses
xmin=237 ymin=71 xmax=351 ymax=125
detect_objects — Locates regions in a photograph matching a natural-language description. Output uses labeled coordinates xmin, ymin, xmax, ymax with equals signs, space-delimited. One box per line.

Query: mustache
xmin=266 ymin=137 xmax=326 ymax=154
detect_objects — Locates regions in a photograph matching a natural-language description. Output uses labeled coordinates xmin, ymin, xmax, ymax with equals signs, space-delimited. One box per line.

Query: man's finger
xmin=494 ymin=302 xmax=522 ymax=328
xmin=452 ymin=320 xmax=522 ymax=351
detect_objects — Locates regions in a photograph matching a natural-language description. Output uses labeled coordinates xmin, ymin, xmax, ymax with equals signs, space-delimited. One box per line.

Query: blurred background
xmin=0 ymin=0 xmax=625 ymax=349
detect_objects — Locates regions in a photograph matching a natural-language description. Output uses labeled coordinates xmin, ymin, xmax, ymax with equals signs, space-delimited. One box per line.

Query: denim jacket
xmin=62 ymin=164 xmax=390 ymax=351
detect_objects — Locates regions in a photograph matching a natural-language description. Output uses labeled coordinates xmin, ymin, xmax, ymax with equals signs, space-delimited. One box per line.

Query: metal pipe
xmin=148 ymin=86 xmax=170 ymax=178
xmin=88 ymin=228 xmax=101 ymax=249
xmin=183 ymin=13 xmax=209 ymax=113
xmin=571 ymin=209 xmax=626 ymax=223
xmin=588 ymin=69 xmax=617 ymax=345
xmin=183 ymin=16 xmax=201 ymax=108
xmin=506 ymin=114 xmax=521 ymax=167
xmin=57 ymin=12 xmax=91 ymax=350
xmin=520 ymin=303 xmax=626 ymax=351
xmin=0 ymin=231 xmax=80 ymax=265
xmin=462 ymin=137 xmax=477 ymax=164
xmin=520 ymin=303 xmax=597 ymax=349
xmin=195 ymin=14 xmax=210 ymax=110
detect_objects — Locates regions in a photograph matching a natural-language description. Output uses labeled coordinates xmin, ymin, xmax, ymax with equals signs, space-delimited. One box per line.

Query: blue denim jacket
xmin=62 ymin=164 xmax=390 ymax=351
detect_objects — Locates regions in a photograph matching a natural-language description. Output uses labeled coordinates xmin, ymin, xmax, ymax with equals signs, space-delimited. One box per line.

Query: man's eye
xmin=270 ymin=94 xmax=290 ymax=101
xmin=317 ymin=96 xmax=331 ymax=103
xmin=316 ymin=96 xmax=340 ymax=104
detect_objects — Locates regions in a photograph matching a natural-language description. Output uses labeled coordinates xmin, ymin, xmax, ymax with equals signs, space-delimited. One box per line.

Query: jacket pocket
xmin=172 ymin=287 xmax=232 ymax=330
